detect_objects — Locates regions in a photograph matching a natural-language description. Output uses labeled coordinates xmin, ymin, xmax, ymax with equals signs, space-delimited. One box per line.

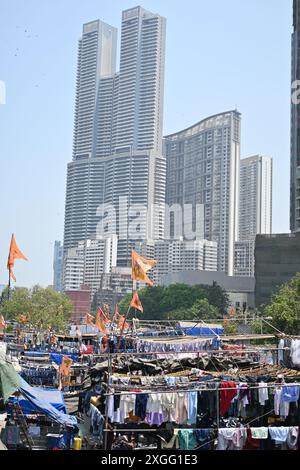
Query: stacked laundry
xmin=20 ymin=366 xmax=57 ymax=386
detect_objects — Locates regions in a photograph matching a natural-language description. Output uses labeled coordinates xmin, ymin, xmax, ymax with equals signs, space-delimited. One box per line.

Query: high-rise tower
xmin=63 ymin=7 xmax=166 ymax=270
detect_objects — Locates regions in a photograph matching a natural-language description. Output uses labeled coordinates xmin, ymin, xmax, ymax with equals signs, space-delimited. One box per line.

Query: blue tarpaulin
xmin=177 ymin=322 xmax=224 ymax=337
xmin=24 ymin=351 xmax=49 ymax=358
xmin=49 ymin=353 xmax=78 ymax=365
xmin=9 ymin=378 xmax=77 ymax=428
xmin=10 ymin=386 xmax=67 ymax=414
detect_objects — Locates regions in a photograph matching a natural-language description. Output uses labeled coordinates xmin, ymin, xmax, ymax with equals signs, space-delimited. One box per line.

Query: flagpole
xmin=8 ymin=271 xmax=11 ymax=301
xmin=116 ymin=304 xmax=131 ymax=354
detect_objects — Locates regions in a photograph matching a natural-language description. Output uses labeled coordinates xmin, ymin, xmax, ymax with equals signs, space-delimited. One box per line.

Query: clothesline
xmin=105 ymin=382 xmax=300 ymax=396
xmin=90 ymin=347 xmax=288 ymax=358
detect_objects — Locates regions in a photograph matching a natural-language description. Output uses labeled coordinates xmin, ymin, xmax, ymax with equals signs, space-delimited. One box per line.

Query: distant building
xmin=92 ymin=266 xmax=137 ymax=312
xmin=53 ymin=241 xmax=63 ymax=292
xmin=235 ymin=155 xmax=272 ymax=277
xmin=164 ymin=110 xmax=241 ymax=276
xmin=291 ymin=0 xmax=300 ymax=232
xmin=160 ymin=270 xmax=255 ymax=311
xmin=137 ymin=238 xmax=218 ymax=284
xmin=65 ymin=284 xmax=91 ymax=322
xmin=63 ymin=237 xmax=118 ymax=296
xmin=234 ymin=240 xmax=256 ymax=278
xmin=255 ymin=233 xmax=300 ymax=309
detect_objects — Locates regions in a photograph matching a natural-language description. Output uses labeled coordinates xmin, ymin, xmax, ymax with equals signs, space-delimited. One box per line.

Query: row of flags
xmin=1 ymin=243 xmax=156 ymax=337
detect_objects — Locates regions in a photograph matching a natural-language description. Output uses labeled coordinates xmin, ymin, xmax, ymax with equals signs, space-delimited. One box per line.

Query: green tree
xmin=118 ymin=284 xmax=227 ymax=321
xmin=168 ymin=298 xmax=219 ymax=321
xmin=262 ymin=273 xmax=300 ymax=335
xmin=0 ymin=286 xmax=72 ymax=333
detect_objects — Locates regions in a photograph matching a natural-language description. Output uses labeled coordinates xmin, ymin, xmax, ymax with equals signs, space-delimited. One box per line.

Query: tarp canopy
xmin=0 ymin=352 xmax=20 ymax=402
xmin=49 ymin=353 xmax=78 ymax=365
xmin=14 ymin=377 xmax=77 ymax=428
xmin=9 ymin=387 xmax=67 ymax=414
xmin=177 ymin=322 xmax=224 ymax=337
xmin=1 ymin=352 xmax=77 ymax=428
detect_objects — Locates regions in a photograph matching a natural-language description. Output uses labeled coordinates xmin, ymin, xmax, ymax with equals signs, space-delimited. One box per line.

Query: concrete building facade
xmin=165 ymin=111 xmax=241 ymax=275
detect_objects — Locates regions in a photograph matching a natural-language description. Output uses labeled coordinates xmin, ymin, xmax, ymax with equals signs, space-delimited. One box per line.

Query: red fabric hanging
xmin=219 ymin=381 xmax=238 ymax=417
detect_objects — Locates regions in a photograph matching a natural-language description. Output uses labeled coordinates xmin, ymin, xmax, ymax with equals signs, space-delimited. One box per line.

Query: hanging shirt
xmin=281 ymin=384 xmax=300 ymax=403
xmin=274 ymin=387 xmax=290 ymax=418
xmin=291 ymin=339 xmax=300 ymax=367
xmin=175 ymin=392 xmax=188 ymax=425
xmin=258 ymin=382 xmax=269 ymax=406
xmin=178 ymin=430 xmax=198 ymax=450
xmin=119 ymin=394 xmax=136 ymax=423
xmin=269 ymin=427 xmax=290 ymax=444
xmin=238 ymin=383 xmax=250 ymax=408
xmin=161 ymin=393 xmax=177 ymax=423
xmin=287 ymin=427 xmax=299 ymax=450
xmin=250 ymin=427 xmax=269 ymax=440
xmin=146 ymin=393 xmax=164 ymax=426
xmin=187 ymin=392 xmax=198 ymax=425
xmin=217 ymin=428 xmax=247 ymax=451
xmin=219 ymin=381 xmax=238 ymax=417
xmin=135 ymin=393 xmax=149 ymax=421
xmin=278 ymin=339 xmax=284 ymax=364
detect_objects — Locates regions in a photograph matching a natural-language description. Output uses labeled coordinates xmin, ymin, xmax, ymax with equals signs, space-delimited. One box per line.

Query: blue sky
xmin=0 ymin=0 xmax=292 ymax=287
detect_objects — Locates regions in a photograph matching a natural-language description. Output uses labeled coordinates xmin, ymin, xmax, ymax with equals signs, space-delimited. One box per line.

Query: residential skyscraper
xmin=73 ymin=20 xmax=118 ymax=161
xmin=235 ymin=155 xmax=272 ymax=277
xmin=114 ymin=7 xmax=166 ymax=154
xmin=239 ymin=155 xmax=272 ymax=240
xmin=165 ymin=111 xmax=241 ymax=276
xmin=291 ymin=0 xmax=300 ymax=232
xmin=63 ymin=237 xmax=118 ymax=296
xmin=53 ymin=241 xmax=63 ymax=292
xmin=63 ymin=7 xmax=167 ymax=267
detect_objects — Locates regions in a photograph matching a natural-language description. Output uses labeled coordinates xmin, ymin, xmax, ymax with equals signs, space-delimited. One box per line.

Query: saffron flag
xmin=131 ymin=250 xmax=156 ymax=286
xmin=230 ymin=305 xmax=235 ymax=318
xmin=7 ymin=234 xmax=28 ymax=282
xmin=95 ymin=310 xmax=107 ymax=334
xmin=0 ymin=315 xmax=6 ymax=330
xmin=130 ymin=291 xmax=144 ymax=313
xmin=60 ymin=356 xmax=73 ymax=376
xmin=103 ymin=303 xmax=110 ymax=319
xmin=113 ymin=304 xmax=119 ymax=322
xmin=99 ymin=307 xmax=110 ymax=325
xmin=18 ymin=314 xmax=28 ymax=324
xmin=85 ymin=313 xmax=94 ymax=325
xmin=117 ymin=315 xmax=129 ymax=331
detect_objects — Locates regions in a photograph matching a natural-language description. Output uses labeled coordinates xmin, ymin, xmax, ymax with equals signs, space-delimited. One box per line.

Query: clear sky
xmin=0 ymin=0 xmax=292 ymax=287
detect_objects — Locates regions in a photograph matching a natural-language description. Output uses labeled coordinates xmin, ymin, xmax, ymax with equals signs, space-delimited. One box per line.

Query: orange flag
xmin=117 ymin=315 xmax=129 ymax=330
xmin=7 ymin=234 xmax=28 ymax=282
xmin=18 ymin=314 xmax=28 ymax=324
xmin=230 ymin=305 xmax=235 ymax=318
xmin=113 ymin=304 xmax=119 ymax=323
xmin=131 ymin=250 xmax=156 ymax=286
xmin=85 ymin=313 xmax=94 ymax=325
xmin=103 ymin=304 xmax=110 ymax=319
xmin=99 ymin=308 xmax=110 ymax=325
xmin=130 ymin=291 xmax=144 ymax=313
xmin=60 ymin=356 xmax=73 ymax=376
xmin=0 ymin=315 xmax=6 ymax=330
xmin=95 ymin=310 xmax=107 ymax=334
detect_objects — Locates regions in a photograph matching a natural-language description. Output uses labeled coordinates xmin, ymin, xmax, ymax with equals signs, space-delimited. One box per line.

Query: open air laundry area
xmin=1 ymin=317 xmax=300 ymax=452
